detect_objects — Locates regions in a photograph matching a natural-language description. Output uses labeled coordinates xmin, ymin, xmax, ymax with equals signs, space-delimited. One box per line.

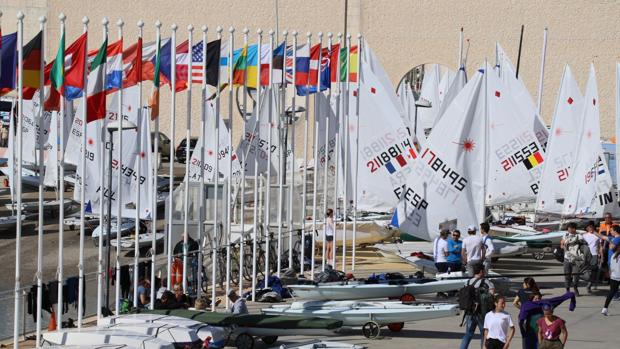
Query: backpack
xmin=458 ymin=278 xmax=494 ymax=315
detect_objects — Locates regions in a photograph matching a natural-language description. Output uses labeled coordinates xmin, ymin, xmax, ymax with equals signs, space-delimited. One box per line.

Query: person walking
xmin=483 ymin=295 xmax=515 ymax=349
xmin=537 ymin=304 xmax=568 ymax=349
xmin=513 ymin=277 xmax=540 ymax=349
xmin=462 ymin=225 xmax=484 ymax=276
xmin=434 ymin=229 xmax=449 ymax=273
xmin=480 ymin=223 xmax=495 ymax=274
xmin=448 ymin=229 xmax=464 ymax=272
xmin=560 ymin=222 xmax=585 ymax=296
xmin=460 ymin=264 xmax=496 ymax=349
xmin=602 ymin=244 xmax=620 ymax=316
xmin=513 ymin=277 xmax=540 ymax=309
xmin=325 ymin=208 xmax=335 ymax=264
xmin=582 ymin=221 xmax=601 ymax=293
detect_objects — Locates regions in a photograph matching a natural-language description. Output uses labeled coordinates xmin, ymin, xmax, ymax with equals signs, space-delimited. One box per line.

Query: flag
xmin=297 ymin=44 xmax=330 ymax=96
xmin=349 ymin=45 xmax=358 ymax=82
xmin=232 ymin=45 xmax=248 ymax=86
xmin=123 ymin=38 xmax=169 ymax=88
xmin=62 ymin=33 xmax=88 ymax=100
xmin=86 ymin=38 xmax=107 ymax=123
xmin=308 ymin=43 xmax=321 ymax=86
xmin=158 ymin=38 xmax=186 ymax=91
xmin=260 ymin=42 xmax=284 ymax=86
xmin=522 ymin=151 xmax=544 ymax=170
xmin=21 ymin=31 xmax=42 ymax=99
xmin=272 ymin=42 xmax=285 ymax=85
xmin=330 ymin=43 xmax=340 ymax=83
xmin=46 ymin=31 xmax=65 ymax=110
xmin=186 ymin=39 xmax=221 ymax=87
xmin=105 ymin=39 xmax=123 ymax=90
xmin=218 ymin=40 xmax=230 ymax=86
xmin=291 ymin=44 xmax=309 ymax=86
xmin=0 ymin=32 xmax=17 ymax=96
xmin=174 ymin=39 xmax=190 ymax=91
xmin=149 ymin=36 xmax=161 ymax=119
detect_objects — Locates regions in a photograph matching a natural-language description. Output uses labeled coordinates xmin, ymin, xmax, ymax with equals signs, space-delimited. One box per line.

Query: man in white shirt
xmin=480 ymin=222 xmax=495 ymax=274
xmin=583 ymin=220 xmax=601 ymax=293
xmin=433 ymin=230 xmax=449 ymax=273
xmin=462 ymin=225 xmax=483 ymax=276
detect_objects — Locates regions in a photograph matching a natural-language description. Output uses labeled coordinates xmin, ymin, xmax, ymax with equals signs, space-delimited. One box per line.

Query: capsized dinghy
xmin=42 ymin=328 xmax=174 ymax=349
xmin=287 ymin=278 xmax=467 ymax=301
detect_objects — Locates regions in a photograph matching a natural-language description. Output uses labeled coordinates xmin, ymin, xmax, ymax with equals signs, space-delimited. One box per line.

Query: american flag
xmin=190 ymin=41 xmax=205 ymax=83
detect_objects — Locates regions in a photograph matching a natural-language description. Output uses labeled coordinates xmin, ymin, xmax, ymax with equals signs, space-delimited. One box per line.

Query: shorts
xmin=326 ymin=235 xmax=334 ymax=242
xmin=539 ymin=339 xmax=564 ymax=349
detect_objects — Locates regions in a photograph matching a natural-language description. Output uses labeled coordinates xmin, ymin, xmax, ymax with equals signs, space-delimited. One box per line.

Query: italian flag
xmin=86 ymin=38 xmax=107 ymax=123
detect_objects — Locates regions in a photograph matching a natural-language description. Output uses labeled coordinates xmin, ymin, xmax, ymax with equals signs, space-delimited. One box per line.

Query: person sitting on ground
xmin=173 ymin=283 xmax=191 ymax=309
xmin=447 ymin=229 xmax=464 ymax=272
xmin=582 ymin=221 xmax=601 ymax=293
xmin=154 ymin=290 xmax=182 ymax=310
xmin=462 ymin=225 xmax=484 ymax=276
xmin=228 ymin=289 xmax=248 ymax=315
xmin=483 ymin=295 xmax=515 ymax=349
xmin=136 ymin=277 xmax=150 ymax=308
xmin=537 ymin=303 xmax=568 ymax=349
xmin=602 ymin=243 xmax=620 ymax=316
xmin=193 ymin=296 xmax=222 ymax=311
xmin=560 ymin=222 xmax=586 ymax=296
xmin=433 ymin=229 xmax=449 ymax=273
xmin=459 ymin=264 xmax=496 ymax=349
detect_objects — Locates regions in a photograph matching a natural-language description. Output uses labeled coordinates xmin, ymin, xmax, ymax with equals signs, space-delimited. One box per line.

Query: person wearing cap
xmin=433 ymin=229 xmax=450 ymax=273
xmin=537 ymin=303 xmax=567 ymax=349
xmin=462 ymin=225 xmax=484 ymax=276
xmin=480 ymin=223 xmax=495 ymax=274
xmin=582 ymin=220 xmax=601 ymax=293
xmin=228 ymin=289 xmax=248 ymax=315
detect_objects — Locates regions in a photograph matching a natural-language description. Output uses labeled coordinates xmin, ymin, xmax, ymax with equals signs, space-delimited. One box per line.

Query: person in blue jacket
xmin=447 ymin=229 xmax=464 ymax=272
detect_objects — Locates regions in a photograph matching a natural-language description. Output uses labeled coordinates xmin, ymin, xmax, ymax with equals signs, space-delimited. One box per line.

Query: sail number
xmin=500 ymin=141 xmax=539 ymax=171
xmin=421 ymin=148 xmax=467 ymax=191
xmin=366 ymin=139 xmax=414 ymax=173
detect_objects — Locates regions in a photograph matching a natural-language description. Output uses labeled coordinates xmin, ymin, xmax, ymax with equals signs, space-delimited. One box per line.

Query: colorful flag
xmin=218 ymin=40 xmax=230 ymax=86
xmin=123 ymin=37 xmax=142 ymax=88
xmin=175 ymin=39 xmax=221 ymax=88
xmin=297 ymin=45 xmax=331 ymax=96
xmin=292 ymin=44 xmax=310 ymax=86
xmin=122 ymin=38 xmax=169 ymax=88
xmin=149 ymin=36 xmax=161 ymax=119
xmin=349 ymin=45 xmax=358 ymax=82
xmin=158 ymin=38 xmax=185 ymax=91
xmin=0 ymin=32 xmax=17 ymax=96
xmin=21 ymin=31 xmax=42 ymax=99
xmin=232 ymin=45 xmax=248 ymax=86
xmin=271 ymin=42 xmax=285 ymax=85
xmin=46 ymin=31 xmax=65 ymax=111
xmin=330 ymin=43 xmax=340 ymax=83
xmin=105 ymin=39 xmax=123 ymax=90
xmin=62 ymin=33 xmax=88 ymax=100
xmin=86 ymin=38 xmax=108 ymax=123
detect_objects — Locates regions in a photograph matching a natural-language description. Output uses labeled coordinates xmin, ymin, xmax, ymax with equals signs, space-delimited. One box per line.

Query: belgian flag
xmin=523 ymin=151 xmax=544 ymax=170
xmin=21 ymin=31 xmax=42 ymax=100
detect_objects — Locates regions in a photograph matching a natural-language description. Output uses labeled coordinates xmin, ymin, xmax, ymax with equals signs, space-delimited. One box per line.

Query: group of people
xmin=433 ymin=222 xmax=495 ymax=275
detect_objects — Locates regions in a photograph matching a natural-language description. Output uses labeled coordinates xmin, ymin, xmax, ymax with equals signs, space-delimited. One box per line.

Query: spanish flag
xmin=523 ymin=151 xmax=544 ymax=170
xmin=22 ymin=31 xmax=42 ymax=100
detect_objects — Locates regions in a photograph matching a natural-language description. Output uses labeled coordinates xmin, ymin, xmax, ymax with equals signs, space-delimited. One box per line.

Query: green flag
xmin=50 ymin=32 xmax=65 ymax=90
xmin=339 ymin=46 xmax=347 ymax=82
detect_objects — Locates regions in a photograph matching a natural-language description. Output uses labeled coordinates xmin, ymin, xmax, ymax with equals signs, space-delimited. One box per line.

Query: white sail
xmin=416 ymin=64 xmax=441 ymax=132
xmin=396 ymin=71 xmax=486 ymax=241
xmin=21 ymin=100 xmax=37 ymax=165
xmin=616 ymin=63 xmax=620 ymax=194
xmin=189 ymin=100 xmax=242 ymax=182
xmin=535 ymin=65 xmax=582 ymax=214
xmin=317 ymin=92 xmax=338 ymax=173
xmin=7 ymin=103 xmax=15 ymax=200
xmin=129 ymin=108 xmax=154 ymax=220
xmin=43 ymin=111 xmax=59 ymax=187
xmin=65 ymin=102 xmax=85 ymax=167
xmin=563 ymin=65 xmax=612 ymax=215
xmin=346 ymin=54 xmax=416 ymax=212
xmin=438 ymin=70 xmax=456 ymax=106
xmin=485 ymin=66 xmax=547 ymax=205
xmin=73 ymin=101 xmax=104 ymax=214
xmin=433 ymin=67 xmax=467 ymax=128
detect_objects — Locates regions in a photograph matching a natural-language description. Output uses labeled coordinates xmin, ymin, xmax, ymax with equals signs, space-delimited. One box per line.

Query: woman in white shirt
xmin=484 ymin=295 xmax=515 ymax=349
xmin=325 ymin=209 xmax=335 ymax=264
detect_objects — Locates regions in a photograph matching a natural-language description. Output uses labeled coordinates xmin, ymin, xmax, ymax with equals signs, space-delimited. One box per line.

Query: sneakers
xmin=601 ymin=308 xmax=608 ymax=316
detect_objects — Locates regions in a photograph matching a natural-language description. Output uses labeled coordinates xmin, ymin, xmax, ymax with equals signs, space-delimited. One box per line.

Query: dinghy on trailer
xmin=92 ymin=218 xmax=136 ymax=246
xmin=41 ymin=328 xmax=175 ymax=349
xmin=262 ymin=300 xmax=459 ymax=338
xmin=269 ymin=341 xmax=366 ymax=349
xmin=111 ymin=231 xmax=166 ymax=250
xmin=102 ymin=323 xmax=204 ymax=349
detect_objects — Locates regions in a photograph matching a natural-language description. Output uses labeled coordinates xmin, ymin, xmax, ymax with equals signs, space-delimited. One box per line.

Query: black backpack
xmin=458 ymin=278 xmax=494 ymax=315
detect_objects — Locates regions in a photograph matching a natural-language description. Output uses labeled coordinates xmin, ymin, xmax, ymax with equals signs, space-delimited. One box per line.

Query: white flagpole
xmin=97 ymin=16 xmax=109 ymax=321
xmin=287 ymin=31 xmax=297 ymax=271
xmin=167 ymin=23 xmax=178 ymax=289
xmin=133 ymin=19 xmax=142 ymax=309
xmin=182 ymin=24 xmax=193 ymax=294
xmin=313 ymin=33 xmax=323 ymax=273
xmin=304 ymin=32 xmax=312 ymax=279
xmin=276 ymin=31 xmax=286 ymax=277
xmin=536 ymin=27 xmax=548 ymax=115
xmin=225 ymin=26 xmax=235 ymax=308
xmin=77 ymin=16 xmax=89 ymax=328
xmin=211 ymin=26 xmax=223 ymax=311
xmin=342 ymin=36 xmax=351 ymax=272
xmin=150 ymin=20 xmax=161 ymax=310
xmin=459 ymin=27 xmax=464 ymax=68
xmin=14 ymin=11 xmax=24 ymax=349
xmin=251 ymin=29 xmax=263 ymax=301
xmin=352 ymin=34 xmax=361 ymax=271
xmin=114 ymin=17 xmax=124 ymax=316
xmin=56 ymin=12 xmax=67 ymax=327
xmin=238 ymin=27 xmax=249 ymax=296
xmin=197 ymin=24 xmax=208 ymax=299
xmin=333 ymin=33 xmax=343 ymax=271
xmin=35 ymin=14 xmax=47 ymax=347
xmin=323 ymin=33 xmax=332 ymax=269
xmin=264 ymin=29 xmax=275 ymax=287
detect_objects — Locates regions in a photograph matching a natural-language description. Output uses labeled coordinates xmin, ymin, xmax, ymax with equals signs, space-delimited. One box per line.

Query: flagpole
xmin=56 ymin=12 xmax=67 ymax=328
xmin=77 ymin=16 xmax=89 ymax=328
xmin=323 ymin=33 xmax=332 ymax=269
xmin=287 ymin=31 xmax=297 ymax=272
xmin=166 ymin=23 xmax=178 ymax=290
xmin=14 ymin=11 xmax=24 ymax=349
xmin=342 ymin=34 xmax=350 ymax=272
xmin=182 ymin=24 xmax=193 ymax=294
xmin=225 ymin=26 xmax=236 ymax=308
xmin=304 ymin=32 xmax=312 ymax=279
xmin=197 ymin=24 xmax=208 ymax=299
xmin=35 ymin=14 xmax=47 ymax=347
xmin=313 ymin=33 xmax=323 ymax=272
xmin=151 ymin=20 xmax=161 ymax=310
xmin=536 ymin=27 xmax=548 ymax=115
xmin=251 ymin=28 xmax=263 ymax=301
xmin=276 ymin=30 xmax=285 ymax=277
xmin=459 ymin=27 xmax=464 ymax=68
xmin=333 ymin=33 xmax=343 ymax=271
xmin=238 ymin=27 xmax=249 ymax=296
xmin=211 ymin=25 xmax=223 ymax=312
xmin=264 ymin=29 xmax=275 ymax=288
xmin=133 ymin=19 xmax=143 ymax=309
xmin=114 ymin=17 xmax=124 ymax=316
xmin=352 ymin=34 xmax=361 ymax=271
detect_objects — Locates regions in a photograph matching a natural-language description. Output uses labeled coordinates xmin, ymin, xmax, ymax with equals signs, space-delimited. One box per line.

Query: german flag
xmin=21 ymin=31 xmax=42 ymax=100
xmin=523 ymin=151 xmax=544 ymax=170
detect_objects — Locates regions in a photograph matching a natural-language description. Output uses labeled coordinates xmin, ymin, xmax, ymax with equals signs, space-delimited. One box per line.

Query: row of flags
xmin=0 ymin=26 xmax=361 ymax=123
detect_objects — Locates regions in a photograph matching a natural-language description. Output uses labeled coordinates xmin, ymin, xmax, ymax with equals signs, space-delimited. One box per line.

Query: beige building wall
xmin=3 ymin=0 xmax=620 ymax=147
